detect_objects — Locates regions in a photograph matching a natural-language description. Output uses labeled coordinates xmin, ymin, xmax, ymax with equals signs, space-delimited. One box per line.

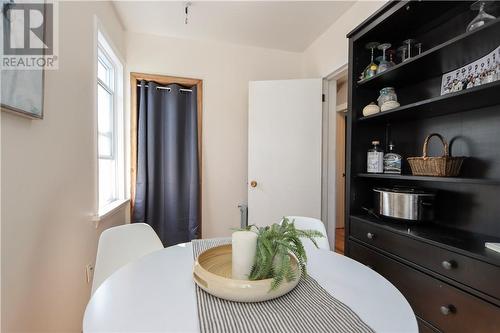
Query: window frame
xmin=96 ymin=27 xmax=127 ymax=218
xmin=97 ymin=49 xmax=115 ymax=161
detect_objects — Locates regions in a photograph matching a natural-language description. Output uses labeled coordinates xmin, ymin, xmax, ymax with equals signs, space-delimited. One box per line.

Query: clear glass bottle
xmin=367 ymin=141 xmax=384 ymax=173
xmin=383 ymin=143 xmax=402 ymax=174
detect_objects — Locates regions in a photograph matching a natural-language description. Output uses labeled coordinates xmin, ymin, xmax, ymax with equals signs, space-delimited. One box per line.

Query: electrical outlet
xmin=85 ymin=264 xmax=94 ymax=284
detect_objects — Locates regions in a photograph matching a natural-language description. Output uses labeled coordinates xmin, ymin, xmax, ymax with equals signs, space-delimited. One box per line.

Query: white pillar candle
xmin=232 ymin=231 xmax=258 ymax=280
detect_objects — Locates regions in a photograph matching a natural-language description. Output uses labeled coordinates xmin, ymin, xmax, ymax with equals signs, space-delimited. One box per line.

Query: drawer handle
xmin=440 ymin=305 xmax=455 ymax=316
xmin=441 ymin=260 xmax=457 ymax=270
xmin=367 ymin=232 xmax=375 ymax=240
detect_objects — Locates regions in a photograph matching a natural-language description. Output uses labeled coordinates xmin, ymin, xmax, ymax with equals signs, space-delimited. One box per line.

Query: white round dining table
xmin=83 ymin=241 xmax=417 ymax=333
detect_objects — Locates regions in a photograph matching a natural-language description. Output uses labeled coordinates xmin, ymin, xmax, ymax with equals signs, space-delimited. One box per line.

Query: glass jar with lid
xmin=377 ymin=87 xmax=398 ymax=107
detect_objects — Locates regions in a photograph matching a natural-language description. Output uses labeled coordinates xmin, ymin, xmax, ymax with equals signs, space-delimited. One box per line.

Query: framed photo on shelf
xmin=441 ymin=45 xmax=500 ymax=96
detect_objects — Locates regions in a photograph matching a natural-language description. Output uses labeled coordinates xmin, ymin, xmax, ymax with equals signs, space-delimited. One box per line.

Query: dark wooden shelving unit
xmin=358 ymin=80 xmax=500 ymax=122
xmin=357 ymin=17 xmax=500 ymax=88
xmin=356 ymin=173 xmax=500 ymax=185
xmin=350 ymin=214 xmax=500 ymax=267
xmin=346 ymin=1 xmax=500 ymax=332
xmin=350 ymin=214 xmax=500 ymax=309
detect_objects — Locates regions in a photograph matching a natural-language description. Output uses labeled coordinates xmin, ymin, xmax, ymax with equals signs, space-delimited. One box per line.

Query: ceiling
xmin=113 ymin=1 xmax=355 ymax=52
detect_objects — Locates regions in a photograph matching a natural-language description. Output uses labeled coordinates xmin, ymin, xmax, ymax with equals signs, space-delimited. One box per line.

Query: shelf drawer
xmin=349 ymin=240 xmax=500 ymax=333
xmin=350 ymin=217 xmax=500 ymax=301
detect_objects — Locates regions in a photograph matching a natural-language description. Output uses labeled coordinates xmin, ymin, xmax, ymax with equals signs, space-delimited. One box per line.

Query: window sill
xmin=92 ymin=199 xmax=130 ymax=227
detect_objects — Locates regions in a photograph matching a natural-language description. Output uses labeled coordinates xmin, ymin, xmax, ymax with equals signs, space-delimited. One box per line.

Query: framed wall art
xmin=1 ymin=0 xmax=46 ymax=119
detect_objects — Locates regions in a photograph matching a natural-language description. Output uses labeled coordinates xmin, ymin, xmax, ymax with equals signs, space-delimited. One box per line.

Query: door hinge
xmin=322 ymin=94 xmax=326 ymax=102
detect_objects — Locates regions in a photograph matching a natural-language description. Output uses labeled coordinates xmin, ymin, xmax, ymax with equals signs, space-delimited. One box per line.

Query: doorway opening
xmin=334 ymin=78 xmax=347 ymax=255
xmin=322 ymin=66 xmax=347 ymax=254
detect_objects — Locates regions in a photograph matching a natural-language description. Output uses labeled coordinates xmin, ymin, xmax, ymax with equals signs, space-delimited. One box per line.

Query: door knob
xmin=250 ymin=180 xmax=257 ymax=188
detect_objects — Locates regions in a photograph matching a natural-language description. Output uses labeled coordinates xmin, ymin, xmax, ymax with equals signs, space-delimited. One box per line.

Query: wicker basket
xmin=407 ymin=133 xmax=466 ymax=177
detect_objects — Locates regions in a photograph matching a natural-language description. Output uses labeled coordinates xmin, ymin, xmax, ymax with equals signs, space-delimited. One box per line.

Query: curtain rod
xmin=137 ymin=84 xmax=193 ymax=93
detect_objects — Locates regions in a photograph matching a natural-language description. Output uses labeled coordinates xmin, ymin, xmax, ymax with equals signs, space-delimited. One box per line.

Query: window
xmin=97 ymin=30 xmax=125 ymax=215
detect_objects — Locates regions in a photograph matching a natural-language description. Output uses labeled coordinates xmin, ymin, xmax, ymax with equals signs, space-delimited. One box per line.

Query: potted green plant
xmin=247 ymin=217 xmax=324 ymax=290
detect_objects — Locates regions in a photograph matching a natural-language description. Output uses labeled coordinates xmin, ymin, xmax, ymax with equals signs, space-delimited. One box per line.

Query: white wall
xmin=1 ymin=2 xmax=127 ymax=332
xmin=302 ymin=1 xmax=387 ymax=77
xmin=126 ymin=32 xmax=303 ymax=238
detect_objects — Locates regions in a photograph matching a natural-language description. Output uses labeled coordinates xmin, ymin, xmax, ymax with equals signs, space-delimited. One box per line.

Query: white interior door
xmin=248 ymin=79 xmax=322 ymax=226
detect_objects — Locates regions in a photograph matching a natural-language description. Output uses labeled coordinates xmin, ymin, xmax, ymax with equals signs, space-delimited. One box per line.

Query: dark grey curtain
xmin=133 ymin=80 xmax=200 ymax=246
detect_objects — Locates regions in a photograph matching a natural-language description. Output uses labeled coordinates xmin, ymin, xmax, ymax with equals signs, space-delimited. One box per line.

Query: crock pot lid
xmin=373 ymin=186 xmax=434 ymax=194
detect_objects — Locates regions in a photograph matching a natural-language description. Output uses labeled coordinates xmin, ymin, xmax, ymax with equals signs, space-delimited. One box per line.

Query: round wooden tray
xmin=193 ymin=244 xmax=300 ymax=302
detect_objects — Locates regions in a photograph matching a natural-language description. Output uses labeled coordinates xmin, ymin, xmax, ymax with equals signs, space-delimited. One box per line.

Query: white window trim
xmin=94 ymin=20 xmax=128 ymax=222
xmin=97 ymin=53 xmax=115 ymax=161
xmin=94 ymin=199 xmax=130 ymax=223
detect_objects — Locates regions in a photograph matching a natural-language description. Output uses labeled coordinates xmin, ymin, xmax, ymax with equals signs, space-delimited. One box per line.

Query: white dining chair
xmin=284 ymin=216 xmax=330 ymax=251
xmin=92 ymin=223 xmax=163 ymax=294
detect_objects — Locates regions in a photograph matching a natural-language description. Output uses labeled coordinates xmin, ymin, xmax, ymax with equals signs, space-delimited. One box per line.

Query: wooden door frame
xmin=322 ymin=64 xmax=347 ymax=251
xmin=335 ymin=107 xmax=347 ymax=230
xmin=130 ymin=72 xmax=203 ymax=237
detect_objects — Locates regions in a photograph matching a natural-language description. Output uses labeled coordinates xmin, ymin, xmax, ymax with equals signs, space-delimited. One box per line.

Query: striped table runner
xmin=193 ymin=238 xmax=374 ymax=333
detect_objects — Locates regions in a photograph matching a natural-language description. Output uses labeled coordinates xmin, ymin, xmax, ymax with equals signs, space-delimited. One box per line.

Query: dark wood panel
xmin=350 ymin=215 xmax=500 ymax=267
xmin=349 ymin=241 xmax=500 ymax=333
xmin=348 ymin=2 xmax=500 ymax=328
xmin=357 ymin=17 xmax=500 ymax=88
xmin=357 ymin=81 xmax=500 ymax=123
xmin=417 ymin=317 xmax=441 ymax=333
xmin=350 ymin=216 xmax=500 ymax=301
xmin=350 ymin=103 xmax=500 ymax=236
xmin=348 ymin=178 xmax=500 ymax=237
xmin=354 ymin=104 xmax=500 ymax=179
xmin=356 ymin=172 xmax=500 ymax=185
